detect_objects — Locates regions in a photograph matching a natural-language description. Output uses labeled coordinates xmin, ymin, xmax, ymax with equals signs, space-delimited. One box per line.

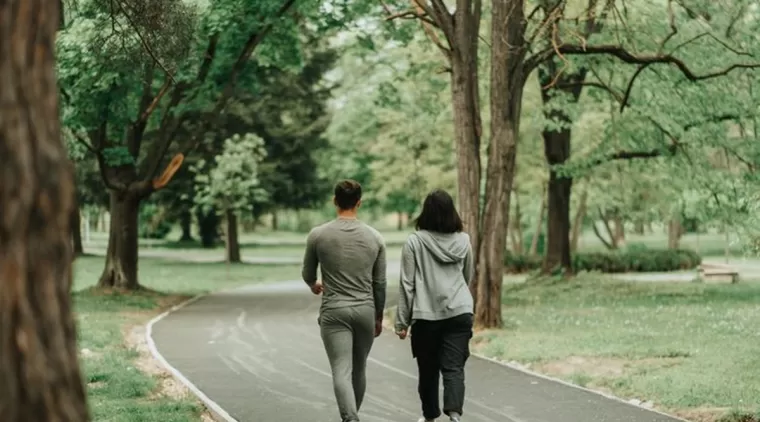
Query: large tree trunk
xmin=450 ymin=56 xmax=483 ymax=301
xmin=98 ymin=193 xmax=141 ymax=289
xmin=0 ymin=0 xmax=91 ymax=418
xmin=71 ymin=206 xmax=84 ymax=256
xmin=179 ymin=209 xmax=193 ymax=242
xmin=472 ymin=0 xmax=527 ymax=329
xmin=225 ymin=210 xmax=241 ymax=263
xmin=570 ymin=186 xmax=588 ymax=253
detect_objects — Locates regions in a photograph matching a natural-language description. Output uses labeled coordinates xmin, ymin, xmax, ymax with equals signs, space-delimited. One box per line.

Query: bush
xmin=504 ymin=248 xmax=702 ymax=274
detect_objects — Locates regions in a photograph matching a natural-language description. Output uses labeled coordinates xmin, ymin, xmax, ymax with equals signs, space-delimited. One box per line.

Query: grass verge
xmin=472 ymin=274 xmax=760 ymax=422
xmin=73 ymin=256 xmax=300 ymax=422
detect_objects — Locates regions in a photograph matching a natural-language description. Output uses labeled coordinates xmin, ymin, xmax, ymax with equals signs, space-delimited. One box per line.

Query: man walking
xmin=302 ymin=179 xmax=387 ymax=422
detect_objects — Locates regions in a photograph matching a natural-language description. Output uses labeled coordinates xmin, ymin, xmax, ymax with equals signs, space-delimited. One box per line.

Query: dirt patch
xmin=122 ymin=296 xmax=215 ymax=422
xmin=534 ymin=355 xmax=682 ymax=379
xmin=672 ymin=407 xmax=733 ymax=422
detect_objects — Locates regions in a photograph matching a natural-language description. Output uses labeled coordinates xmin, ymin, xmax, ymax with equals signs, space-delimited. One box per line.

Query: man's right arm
xmin=301 ymin=228 xmax=319 ymax=287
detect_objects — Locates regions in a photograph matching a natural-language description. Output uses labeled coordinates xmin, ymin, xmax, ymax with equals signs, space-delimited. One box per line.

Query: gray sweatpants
xmin=319 ymin=304 xmax=376 ymax=422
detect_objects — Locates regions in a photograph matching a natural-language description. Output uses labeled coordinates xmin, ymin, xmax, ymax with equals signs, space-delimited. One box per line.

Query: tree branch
xmin=529 ymin=43 xmax=760 ymax=80
xmin=141 ymin=0 xmax=297 ymax=180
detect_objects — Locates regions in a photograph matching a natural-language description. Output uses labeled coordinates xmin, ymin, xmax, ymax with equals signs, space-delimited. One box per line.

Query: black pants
xmin=411 ymin=313 xmax=473 ymax=420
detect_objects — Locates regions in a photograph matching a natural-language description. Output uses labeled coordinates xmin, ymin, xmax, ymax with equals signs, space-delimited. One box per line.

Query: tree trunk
xmin=0 ymin=0 xmax=91 ymax=417
xmin=570 ymin=186 xmax=587 ymax=253
xmin=225 ymin=210 xmax=241 ymax=263
xmin=179 ymin=209 xmax=193 ymax=242
xmin=634 ymin=220 xmax=645 ymax=235
xmin=667 ymin=219 xmax=683 ymax=249
xmin=98 ymin=193 xmax=141 ymax=289
xmin=71 ymin=206 xmax=84 ymax=256
xmin=397 ymin=212 xmax=404 ymax=231
xmin=271 ymin=211 xmax=278 ymax=231
xmin=613 ymin=214 xmax=626 ymax=248
xmin=472 ymin=0 xmax=528 ymax=329
xmin=538 ymin=62 xmax=586 ymax=275
xmin=197 ymin=209 xmax=219 ymax=248
xmin=529 ymin=187 xmax=546 ymax=257
xmin=509 ymin=194 xmax=524 ymax=254
xmin=450 ymin=58 xmax=483 ymax=301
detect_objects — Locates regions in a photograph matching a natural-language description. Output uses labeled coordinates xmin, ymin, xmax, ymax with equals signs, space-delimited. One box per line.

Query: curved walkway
xmin=150 ymin=279 xmax=683 ymax=422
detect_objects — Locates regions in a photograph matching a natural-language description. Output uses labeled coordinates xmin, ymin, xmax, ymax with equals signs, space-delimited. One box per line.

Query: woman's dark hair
xmin=414 ymin=189 xmax=464 ymax=234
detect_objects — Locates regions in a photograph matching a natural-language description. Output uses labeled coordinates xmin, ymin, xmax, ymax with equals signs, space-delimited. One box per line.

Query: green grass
xmin=73 ymin=256 xmax=299 ymax=422
xmin=473 ymin=274 xmax=760 ymax=421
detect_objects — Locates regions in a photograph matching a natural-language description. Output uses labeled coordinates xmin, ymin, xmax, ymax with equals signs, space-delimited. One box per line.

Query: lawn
xmin=473 ymin=275 xmax=760 ymax=422
xmin=73 ymin=256 xmax=299 ymax=422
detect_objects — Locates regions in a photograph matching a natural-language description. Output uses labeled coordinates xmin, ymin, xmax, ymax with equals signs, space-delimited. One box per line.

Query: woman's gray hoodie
xmin=395 ymin=230 xmax=474 ymax=332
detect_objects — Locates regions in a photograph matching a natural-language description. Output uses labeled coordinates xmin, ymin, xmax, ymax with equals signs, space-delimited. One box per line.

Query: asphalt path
xmin=151 ymin=278 xmax=684 ymax=422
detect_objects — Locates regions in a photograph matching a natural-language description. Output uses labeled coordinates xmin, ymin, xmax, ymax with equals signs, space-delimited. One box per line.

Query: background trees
xmin=60 ymin=0 xmax=760 ymax=330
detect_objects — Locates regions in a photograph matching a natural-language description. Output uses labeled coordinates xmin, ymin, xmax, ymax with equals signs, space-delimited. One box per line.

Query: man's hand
xmin=310 ymin=280 xmax=324 ymax=295
xmin=374 ymin=318 xmax=383 ymax=337
xmin=396 ymin=329 xmax=407 ymax=340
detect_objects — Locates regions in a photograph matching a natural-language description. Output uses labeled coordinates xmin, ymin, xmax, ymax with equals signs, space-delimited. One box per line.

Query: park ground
xmin=76 ymin=229 xmax=760 ymax=422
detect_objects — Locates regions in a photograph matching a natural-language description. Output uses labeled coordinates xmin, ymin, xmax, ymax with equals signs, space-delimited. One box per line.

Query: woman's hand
xmin=395 ymin=329 xmax=407 ymax=340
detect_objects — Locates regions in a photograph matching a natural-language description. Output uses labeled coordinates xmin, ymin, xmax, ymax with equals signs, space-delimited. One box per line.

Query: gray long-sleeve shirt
xmin=302 ymin=218 xmax=387 ymax=319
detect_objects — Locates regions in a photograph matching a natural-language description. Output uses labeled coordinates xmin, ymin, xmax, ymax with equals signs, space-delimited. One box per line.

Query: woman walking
xmin=395 ymin=189 xmax=474 ymax=422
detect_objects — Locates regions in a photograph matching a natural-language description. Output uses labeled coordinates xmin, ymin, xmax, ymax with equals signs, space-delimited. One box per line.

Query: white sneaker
xmin=418 ymin=418 xmax=436 ymax=422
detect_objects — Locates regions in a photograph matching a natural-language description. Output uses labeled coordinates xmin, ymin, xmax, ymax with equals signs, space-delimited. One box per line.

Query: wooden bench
xmin=696 ymin=264 xmax=740 ymax=284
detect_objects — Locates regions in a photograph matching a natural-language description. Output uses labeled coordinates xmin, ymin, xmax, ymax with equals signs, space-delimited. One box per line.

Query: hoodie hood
xmin=413 ymin=230 xmax=470 ymax=263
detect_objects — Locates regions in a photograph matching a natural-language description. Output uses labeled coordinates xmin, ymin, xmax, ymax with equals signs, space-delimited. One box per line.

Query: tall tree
xmin=0 ymin=0 xmax=90 ymax=419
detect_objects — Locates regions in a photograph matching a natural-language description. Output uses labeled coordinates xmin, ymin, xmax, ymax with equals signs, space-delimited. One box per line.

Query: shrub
xmin=504 ymin=248 xmax=702 ymax=274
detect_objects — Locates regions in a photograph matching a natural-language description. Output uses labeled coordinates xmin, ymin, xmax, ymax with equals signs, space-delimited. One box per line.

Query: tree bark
xmin=225 ymin=210 xmax=241 ymax=263
xmin=271 ymin=211 xmax=278 ymax=231
xmin=613 ymin=214 xmax=626 ymax=247
xmin=179 ymin=209 xmax=193 ymax=242
xmin=529 ymin=186 xmax=546 ymax=257
xmin=98 ymin=192 xmax=141 ymax=289
xmin=472 ymin=0 xmax=528 ymax=329
xmin=510 ymin=194 xmax=524 ymax=254
xmin=0 ymin=0 xmax=91 ymax=418
xmin=667 ymin=218 xmax=683 ymax=249
xmin=570 ymin=186 xmax=587 ymax=253
xmin=633 ymin=220 xmax=645 ymax=235
xmin=197 ymin=209 xmax=219 ymax=248
xmin=397 ymin=212 xmax=404 ymax=231
xmin=450 ymin=57 xmax=483 ymax=300
xmin=71 ymin=206 xmax=84 ymax=256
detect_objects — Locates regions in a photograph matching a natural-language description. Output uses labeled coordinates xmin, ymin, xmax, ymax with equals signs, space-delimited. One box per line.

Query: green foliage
xmin=193 ymin=133 xmax=267 ymax=215
xmin=138 ymin=203 xmax=173 ymax=240
xmin=505 ymin=249 xmax=702 ymax=274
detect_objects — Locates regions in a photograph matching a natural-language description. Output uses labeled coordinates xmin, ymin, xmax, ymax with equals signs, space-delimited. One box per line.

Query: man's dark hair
xmin=334 ymin=179 xmax=362 ymax=210
xmin=414 ymin=189 xmax=463 ymax=234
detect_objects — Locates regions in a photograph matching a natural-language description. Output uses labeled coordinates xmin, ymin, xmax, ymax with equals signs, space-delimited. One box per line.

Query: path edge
xmin=145 ymin=294 xmax=239 ymax=422
xmin=383 ymin=306 xmax=689 ymax=422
